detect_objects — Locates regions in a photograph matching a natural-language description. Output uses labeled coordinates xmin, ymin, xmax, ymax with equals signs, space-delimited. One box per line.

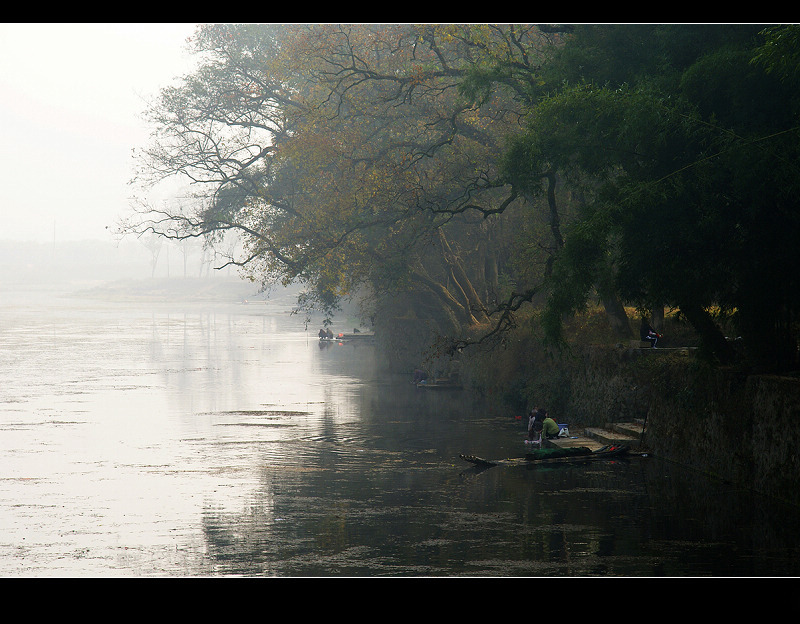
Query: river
xmin=2 ymin=281 xmax=800 ymax=577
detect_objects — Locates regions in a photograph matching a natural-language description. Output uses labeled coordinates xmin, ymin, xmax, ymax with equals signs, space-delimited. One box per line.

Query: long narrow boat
xmin=459 ymin=444 xmax=630 ymax=468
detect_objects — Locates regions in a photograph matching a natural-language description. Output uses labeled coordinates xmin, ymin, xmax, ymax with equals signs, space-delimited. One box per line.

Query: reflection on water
xmin=2 ymin=285 xmax=800 ymax=576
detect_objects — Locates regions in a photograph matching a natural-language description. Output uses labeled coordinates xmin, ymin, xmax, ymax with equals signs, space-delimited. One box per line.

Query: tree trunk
xmin=484 ymin=253 xmax=499 ymax=305
xmin=679 ymin=301 xmax=736 ymax=364
xmin=437 ymin=230 xmax=490 ymax=324
xmin=410 ymin=267 xmax=478 ymax=326
xmin=601 ymin=295 xmax=633 ymax=339
xmin=651 ymin=306 xmax=664 ymax=332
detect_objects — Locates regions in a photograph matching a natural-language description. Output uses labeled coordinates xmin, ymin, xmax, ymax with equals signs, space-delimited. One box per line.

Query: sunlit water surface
xmin=2 ymin=283 xmax=800 ymax=577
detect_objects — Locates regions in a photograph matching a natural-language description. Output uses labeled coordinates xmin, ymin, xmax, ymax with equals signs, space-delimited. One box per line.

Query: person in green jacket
xmin=540 ymin=409 xmax=561 ymax=439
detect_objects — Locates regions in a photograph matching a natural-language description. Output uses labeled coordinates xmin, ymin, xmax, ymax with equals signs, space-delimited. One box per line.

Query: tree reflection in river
xmin=197 ymin=365 xmax=800 ymax=577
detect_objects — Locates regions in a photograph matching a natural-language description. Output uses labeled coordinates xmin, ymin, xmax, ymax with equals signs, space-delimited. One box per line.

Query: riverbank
xmin=530 ymin=345 xmax=800 ymax=507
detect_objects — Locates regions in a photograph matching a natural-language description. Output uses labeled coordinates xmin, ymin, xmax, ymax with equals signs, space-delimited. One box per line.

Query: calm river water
xmin=2 ymin=281 xmax=800 ymax=577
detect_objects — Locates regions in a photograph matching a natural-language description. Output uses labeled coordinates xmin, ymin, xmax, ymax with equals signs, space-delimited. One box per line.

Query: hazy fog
xmin=0 ymin=238 xmax=248 ymax=291
xmin=0 ymin=23 xmax=197 ymax=245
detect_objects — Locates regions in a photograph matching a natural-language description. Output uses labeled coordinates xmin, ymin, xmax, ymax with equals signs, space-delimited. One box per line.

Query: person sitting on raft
xmin=539 ymin=410 xmax=561 ymax=439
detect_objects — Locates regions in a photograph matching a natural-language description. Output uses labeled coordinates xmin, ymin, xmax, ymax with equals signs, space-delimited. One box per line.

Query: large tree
xmin=126 ymin=24 xmax=565 ymax=354
xmin=503 ymin=24 xmax=800 ymax=370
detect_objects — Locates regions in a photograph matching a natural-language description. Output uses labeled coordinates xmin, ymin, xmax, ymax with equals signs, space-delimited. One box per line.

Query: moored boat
xmin=459 ymin=444 xmax=630 ymax=468
xmin=416 ymin=380 xmax=462 ymax=390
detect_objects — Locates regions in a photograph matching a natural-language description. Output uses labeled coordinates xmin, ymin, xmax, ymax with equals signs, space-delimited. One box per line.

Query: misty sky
xmin=0 ymin=23 xmax=199 ymax=243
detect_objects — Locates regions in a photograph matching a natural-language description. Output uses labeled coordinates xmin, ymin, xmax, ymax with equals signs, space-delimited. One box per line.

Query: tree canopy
xmin=503 ymin=24 xmax=800 ymax=370
xmin=126 ymin=24 xmax=800 ymax=372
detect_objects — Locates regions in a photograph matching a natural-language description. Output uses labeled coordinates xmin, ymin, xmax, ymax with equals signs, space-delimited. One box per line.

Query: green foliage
xmin=751 ymin=25 xmax=800 ymax=87
xmin=503 ymin=25 xmax=800 ymax=371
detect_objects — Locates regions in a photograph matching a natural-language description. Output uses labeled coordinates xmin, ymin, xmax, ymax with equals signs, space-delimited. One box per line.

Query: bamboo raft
xmin=459 ymin=444 xmax=631 ymax=468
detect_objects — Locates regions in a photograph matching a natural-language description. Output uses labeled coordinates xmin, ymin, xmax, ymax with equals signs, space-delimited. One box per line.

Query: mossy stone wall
xmin=563 ymin=346 xmax=800 ymax=506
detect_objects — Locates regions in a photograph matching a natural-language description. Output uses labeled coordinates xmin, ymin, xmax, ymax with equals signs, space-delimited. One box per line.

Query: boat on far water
xmin=319 ymin=330 xmax=375 ymax=344
xmin=335 ymin=330 xmax=375 ymax=342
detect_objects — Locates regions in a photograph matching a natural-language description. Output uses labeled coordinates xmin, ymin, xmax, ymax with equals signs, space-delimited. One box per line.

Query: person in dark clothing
xmin=528 ymin=407 xmax=551 ymax=440
xmin=640 ymin=317 xmax=662 ymax=348
xmin=527 ymin=408 xmax=541 ymax=440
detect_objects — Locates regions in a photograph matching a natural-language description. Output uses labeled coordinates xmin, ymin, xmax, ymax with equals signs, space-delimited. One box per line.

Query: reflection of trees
xmin=198 ymin=455 xmax=800 ymax=576
xmin=201 ymin=504 xmax=280 ymax=574
xmin=195 ymin=384 xmax=482 ymax=574
xmin=196 ymin=384 xmax=800 ymax=576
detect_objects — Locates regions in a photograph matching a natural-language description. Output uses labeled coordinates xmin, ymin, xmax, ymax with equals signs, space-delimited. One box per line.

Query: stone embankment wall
xmin=564 ymin=346 xmax=800 ymax=507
